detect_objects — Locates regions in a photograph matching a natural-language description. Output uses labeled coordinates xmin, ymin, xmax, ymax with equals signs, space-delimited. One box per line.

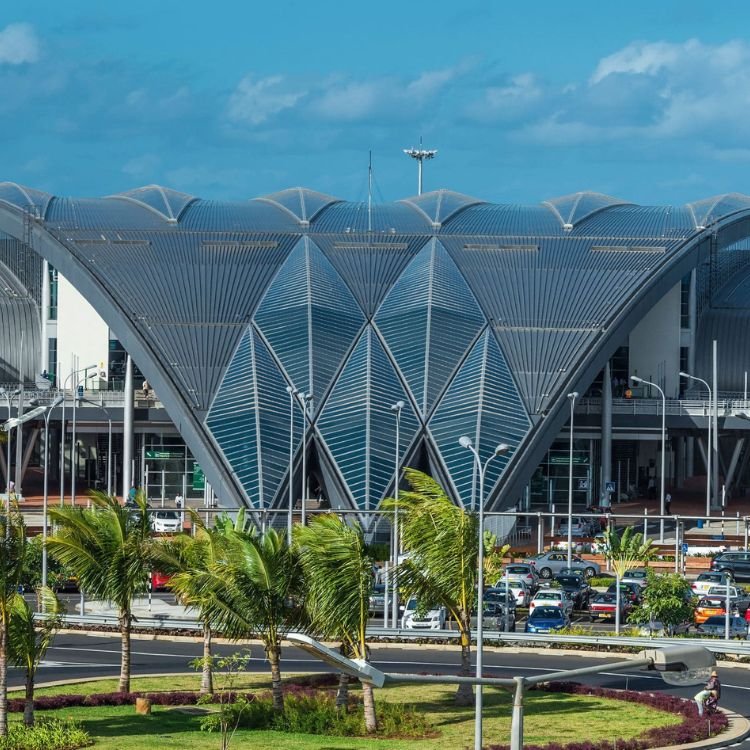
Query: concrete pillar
xmin=601 ymin=361 xmax=613 ymax=503
xmin=712 ymin=339 xmax=720 ymax=509
xmin=122 ymin=354 xmax=133 ymax=499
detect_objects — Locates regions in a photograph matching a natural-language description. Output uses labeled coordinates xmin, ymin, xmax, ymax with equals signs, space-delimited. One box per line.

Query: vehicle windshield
xmin=698 ymin=573 xmax=724 ymax=582
xmin=372 ymin=584 xmax=385 ymax=595
xmin=535 ymin=592 xmax=560 ymax=600
xmin=626 ymin=571 xmax=647 ymax=579
xmin=555 ymin=576 xmax=580 ymax=588
xmin=506 ymin=566 xmax=530 ymax=575
xmin=699 ymin=598 xmax=726 ymax=608
xmin=703 ymin=615 xmax=738 ymax=626
xmin=154 ymin=511 xmax=179 ymax=519
xmin=593 ymin=594 xmax=616 ymax=603
xmin=531 ymin=607 xmax=563 ymax=619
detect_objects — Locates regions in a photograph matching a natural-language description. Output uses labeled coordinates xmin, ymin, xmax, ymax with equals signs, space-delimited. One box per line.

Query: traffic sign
xmin=605 ymin=481 xmax=616 ymax=493
xmin=681 ymin=543 xmax=689 ymax=555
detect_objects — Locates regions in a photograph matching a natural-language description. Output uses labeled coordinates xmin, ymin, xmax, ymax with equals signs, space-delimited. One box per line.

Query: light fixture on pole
xmin=403 ymin=137 xmax=437 ymax=195
xmin=566 ymin=392 xmax=578 ymax=568
xmin=0 ymin=387 xmax=20 ymax=498
xmin=459 ymin=435 xmax=510 ymax=750
xmin=296 ymin=392 xmax=313 ymax=525
xmin=42 ymin=395 xmax=64 ymax=591
xmin=390 ymin=400 xmax=404 ymax=629
xmin=631 ymin=376 xmax=666 ymax=542
xmin=286 ymin=385 xmax=298 ymax=544
xmin=679 ymin=371 xmax=712 ymax=516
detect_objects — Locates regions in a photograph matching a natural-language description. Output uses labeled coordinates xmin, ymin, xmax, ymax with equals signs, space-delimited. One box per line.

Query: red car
xmin=151 ymin=571 xmax=173 ymax=590
xmin=589 ymin=592 xmax=631 ymax=622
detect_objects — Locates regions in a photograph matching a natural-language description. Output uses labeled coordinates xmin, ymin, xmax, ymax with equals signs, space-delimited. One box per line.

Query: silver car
xmin=698 ymin=615 xmax=747 ymax=639
xmin=528 ymin=551 xmax=600 ymax=579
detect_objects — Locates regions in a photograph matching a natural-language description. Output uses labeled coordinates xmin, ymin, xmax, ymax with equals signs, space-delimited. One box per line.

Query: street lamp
xmin=390 ymin=400 xmax=404 ymax=629
xmin=403 ymin=137 xmax=437 ymax=195
xmin=296 ymin=392 xmax=313 ymax=525
xmin=459 ymin=435 xmax=510 ymax=750
xmin=631 ymin=376 xmax=666 ymax=542
xmin=286 ymin=385 xmax=298 ymax=544
xmin=679 ymin=371 xmax=712 ymax=516
xmin=0 ymin=388 xmax=20 ymax=495
xmin=42 ymin=395 xmax=64 ymax=590
xmin=566 ymin=392 xmax=578 ymax=568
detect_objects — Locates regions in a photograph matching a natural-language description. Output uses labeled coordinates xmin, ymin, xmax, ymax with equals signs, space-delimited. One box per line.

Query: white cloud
xmin=227 ymin=75 xmax=305 ymax=126
xmin=0 ymin=23 xmax=39 ymax=65
xmin=122 ymin=154 xmax=161 ymax=178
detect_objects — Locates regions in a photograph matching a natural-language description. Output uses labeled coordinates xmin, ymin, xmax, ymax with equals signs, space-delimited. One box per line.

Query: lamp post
xmin=459 ymin=436 xmax=510 ymax=750
xmin=42 ymin=395 xmax=64 ymax=590
xmin=390 ymin=400 xmax=404 ymax=629
xmin=566 ymin=392 xmax=578 ymax=568
xmin=296 ymin=392 xmax=313 ymax=525
xmin=0 ymin=388 xmax=20 ymax=496
xmin=679 ymin=371 xmax=712 ymax=516
xmin=286 ymin=385 xmax=298 ymax=544
xmin=631 ymin=376 xmax=666 ymax=542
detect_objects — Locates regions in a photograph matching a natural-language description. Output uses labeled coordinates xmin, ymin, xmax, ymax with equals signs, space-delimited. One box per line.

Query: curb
xmin=655 ymin=709 xmax=750 ymax=750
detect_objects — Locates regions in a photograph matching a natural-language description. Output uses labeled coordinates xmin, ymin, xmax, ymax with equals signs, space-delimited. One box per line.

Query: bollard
xmin=135 ymin=697 xmax=152 ymax=715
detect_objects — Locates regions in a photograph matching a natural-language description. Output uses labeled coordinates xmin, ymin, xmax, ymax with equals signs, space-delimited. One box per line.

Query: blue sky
xmin=3 ymin=1 xmax=750 ymax=205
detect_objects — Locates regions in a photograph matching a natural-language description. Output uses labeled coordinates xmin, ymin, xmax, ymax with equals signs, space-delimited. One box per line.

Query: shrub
xmin=0 ymin=718 xmax=90 ymax=750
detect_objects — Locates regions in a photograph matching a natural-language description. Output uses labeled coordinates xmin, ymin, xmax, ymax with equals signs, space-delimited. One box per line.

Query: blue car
xmin=525 ymin=606 xmax=570 ymax=633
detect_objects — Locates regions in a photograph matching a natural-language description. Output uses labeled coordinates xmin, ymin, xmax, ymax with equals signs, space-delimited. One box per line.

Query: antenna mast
xmin=403 ymin=136 xmax=437 ymax=195
xmin=367 ymin=150 xmax=373 ymax=232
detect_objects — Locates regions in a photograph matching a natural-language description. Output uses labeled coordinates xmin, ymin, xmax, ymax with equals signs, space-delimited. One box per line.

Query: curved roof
xmin=0 ymin=181 xmax=749 ymax=514
xmin=687 ymin=193 xmax=750 ymax=229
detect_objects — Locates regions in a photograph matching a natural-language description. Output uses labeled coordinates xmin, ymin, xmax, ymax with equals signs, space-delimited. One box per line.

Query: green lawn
xmin=12 ymin=674 xmax=683 ymax=750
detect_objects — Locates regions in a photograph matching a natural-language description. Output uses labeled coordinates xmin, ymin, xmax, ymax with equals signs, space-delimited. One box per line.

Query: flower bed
xmin=486 ymin=680 xmax=728 ymax=750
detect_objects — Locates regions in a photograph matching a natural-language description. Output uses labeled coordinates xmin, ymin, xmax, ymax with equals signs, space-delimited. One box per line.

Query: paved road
xmin=13 ymin=632 xmax=750 ymax=748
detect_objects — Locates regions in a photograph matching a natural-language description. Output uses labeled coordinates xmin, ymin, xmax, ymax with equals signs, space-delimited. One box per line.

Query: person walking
xmin=695 ymin=669 xmax=721 ymax=716
xmin=664 ymin=492 xmax=672 ymax=515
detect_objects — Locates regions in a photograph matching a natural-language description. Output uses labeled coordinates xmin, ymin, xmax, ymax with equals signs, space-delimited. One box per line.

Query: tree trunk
xmin=267 ymin=643 xmax=284 ymax=711
xmin=200 ymin=621 xmax=213 ymax=696
xmin=119 ymin=610 xmax=131 ymax=693
xmin=0 ymin=618 xmax=7 ymax=736
xmin=361 ymin=681 xmax=378 ymax=733
xmin=23 ymin=668 xmax=34 ymax=727
xmin=455 ymin=614 xmax=474 ymax=706
xmin=335 ymin=673 xmax=349 ymax=711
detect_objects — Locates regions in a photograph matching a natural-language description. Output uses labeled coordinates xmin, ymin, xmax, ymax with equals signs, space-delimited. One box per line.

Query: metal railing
xmin=578 ymin=397 xmax=750 ymax=418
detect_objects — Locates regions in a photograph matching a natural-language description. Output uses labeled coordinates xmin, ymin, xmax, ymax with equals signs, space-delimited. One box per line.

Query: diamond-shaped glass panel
xmin=544 ymin=192 xmax=630 ymax=228
xmin=108 ymin=185 xmax=196 ymax=222
xmin=400 ymin=190 xmax=483 ymax=225
xmin=0 ymin=182 xmax=53 ymax=218
xmin=255 ymin=187 xmax=341 ymax=223
xmin=687 ymin=193 xmax=750 ymax=228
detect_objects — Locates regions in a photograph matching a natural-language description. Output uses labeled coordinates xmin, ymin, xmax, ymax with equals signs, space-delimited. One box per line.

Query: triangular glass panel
xmin=375 ymin=239 xmax=486 ymax=417
xmin=0 ymin=182 xmax=53 ymax=219
xmin=108 ymin=185 xmax=196 ymax=222
xmin=428 ymin=330 xmax=530 ymax=509
xmin=316 ymin=328 xmax=420 ymax=510
xmin=687 ymin=193 xmax=750 ymax=229
xmin=254 ymin=237 xmax=364 ymax=403
xmin=255 ymin=187 xmax=341 ymax=224
xmin=400 ymin=190 xmax=483 ymax=225
xmin=206 ymin=328 xmax=291 ymax=508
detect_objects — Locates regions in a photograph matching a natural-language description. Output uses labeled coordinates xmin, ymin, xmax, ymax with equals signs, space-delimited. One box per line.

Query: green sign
xmin=549 ymin=454 xmax=589 ymax=465
xmin=145 ymin=450 xmax=183 ymax=460
xmin=192 ymin=462 xmax=205 ymax=491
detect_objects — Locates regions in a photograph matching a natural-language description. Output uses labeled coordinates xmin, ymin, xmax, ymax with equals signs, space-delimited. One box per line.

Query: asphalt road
xmin=12 ymin=631 xmax=750 ymax=748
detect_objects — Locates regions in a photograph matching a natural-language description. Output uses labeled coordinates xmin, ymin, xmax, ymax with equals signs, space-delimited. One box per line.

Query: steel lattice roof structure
xmin=0 ymin=182 xmax=749 ymax=512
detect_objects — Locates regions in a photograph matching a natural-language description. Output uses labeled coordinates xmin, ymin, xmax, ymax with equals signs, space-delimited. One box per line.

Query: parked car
xmin=697 ymin=615 xmax=747 ymax=639
xmin=482 ymin=588 xmax=516 ymax=631
xmin=710 ymin=551 xmax=750 ymax=581
xmin=529 ymin=589 xmax=574 ymax=617
xmin=401 ymin=598 xmax=447 ymax=630
xmin=606 ymin=581 xmax=641 ymax=605
xmin=552 ymin=574 xmax=591 ymax=609
xmin=151 ymin=510 xmax=183 ymax=534
xmin=557 ymin=517 xmax=595 ymax=538
xmin=691 ymin=571 xmax=734 ymax=596
xmin=499 ymin=563 xmax=539 ymax=592
xmin=525 ymin=606 xmax=570 ymax=633
xmin=705 ymin=585 xmax=750 ymax=614
xmin=151 ymin=571 xmax=172 ymax=590
xmin=695 ymin=596 xmax=734 ymax=625
xmin=621 ymin=569 xmax=649 ymax=589
xmin=589 ymin=592 xmax=631 ymax=622
xmin=369 ymin=584 xmax=387 ymax=615
xmin=638 ymin=619 xmax=692 ymax=636
xmin=494 ymin=579 xmax=532 ymax=608
xmin=527 ymin=551 xmax=600 ymax=579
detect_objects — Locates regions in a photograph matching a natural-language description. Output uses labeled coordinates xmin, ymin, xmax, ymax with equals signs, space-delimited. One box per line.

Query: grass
xmin=10 ymin=674 xmax=683 ymax=750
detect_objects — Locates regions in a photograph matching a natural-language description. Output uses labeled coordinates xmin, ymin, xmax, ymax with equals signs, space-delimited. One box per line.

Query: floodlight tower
xmin=403 ymin=137 xmax=437 ymax=195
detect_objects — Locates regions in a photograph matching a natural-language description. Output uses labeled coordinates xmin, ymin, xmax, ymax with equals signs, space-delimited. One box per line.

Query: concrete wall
xmin=629 ymin=282 xmax=682 ymax=398
xmin=56 ymin=274 xmax=109 ymax=388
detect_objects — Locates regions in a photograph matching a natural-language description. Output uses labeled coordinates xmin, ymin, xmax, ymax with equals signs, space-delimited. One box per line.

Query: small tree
xmin=603 ymin=526 xmax=655 ymax=634
xmin=8 ymin=587 xmax=64 ymax=726
xmin=628 ymin=571 xmax=696 ymax=635
xmin=383 ymin=468 xmax=479 ymax=706
xmin=483 ymin=530 xmax=511 ymax=583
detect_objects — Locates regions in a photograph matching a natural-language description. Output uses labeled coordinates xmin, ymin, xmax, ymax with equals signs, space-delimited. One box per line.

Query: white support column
xmin=122 ymin=355 xmax=133 ymax=499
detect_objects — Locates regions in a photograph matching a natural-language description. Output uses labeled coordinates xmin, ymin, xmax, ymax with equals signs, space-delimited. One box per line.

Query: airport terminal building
xmin=0 ymin=183 xmax=748 ymax=525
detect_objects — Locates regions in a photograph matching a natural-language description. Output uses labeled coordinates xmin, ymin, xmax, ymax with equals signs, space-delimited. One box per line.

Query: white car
xmin=400 ymin=598 xmax=447 ymax=630
xmin=495 ymin=578 xmax=532 ymax=607
xmin=529 ymin=589 xmax=574 ymax=617
xmin=621 ymin=569 xmax=649 ymax=589
xmin=499 ymin=564 xmax=539 ymax=592
xmin=691 ymin=572 xmax=733 ymax=597
xmin=558 ymin=517 xmax=595 ymax=537
xmin=150 ymin=510 xmax=183 ymax=533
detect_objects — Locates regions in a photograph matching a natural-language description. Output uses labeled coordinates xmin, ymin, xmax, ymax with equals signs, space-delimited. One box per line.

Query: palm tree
xmin=0 ymin=506 xmax=27 ymax=736
xmin=150 ymin=514 xmax=229 ymax=695
xmin=48 ymin=492 xmax=152 ymax=692
xmin=295 ymin=514 xmax=377 ymax=732
xmin=603 ymin=526 xmax=655 ymax=634
xmin=9 ymin=587 xmax=64 ymax=726
xmin=383 ymin=468 xmax=479 ymax=706
xmin=200 ymin=517 xmax=303 ymax=711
